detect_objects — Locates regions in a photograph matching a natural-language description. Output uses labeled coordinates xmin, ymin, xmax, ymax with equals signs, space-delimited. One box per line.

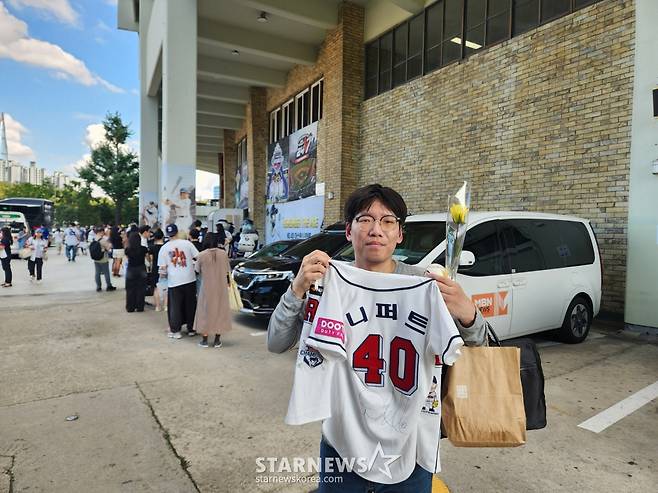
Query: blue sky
xmin=0 ymin=0 xmax=141 ymax=177
xmin=0 ymin=0 xmax=218 ymax=198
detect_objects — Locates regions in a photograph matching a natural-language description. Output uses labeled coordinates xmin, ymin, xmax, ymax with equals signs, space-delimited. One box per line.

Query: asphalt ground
xmin=1 ymin=252 xmax=656 ymax=492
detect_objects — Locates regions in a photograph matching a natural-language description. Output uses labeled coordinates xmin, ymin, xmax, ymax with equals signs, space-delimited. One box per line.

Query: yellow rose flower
xmin=450 ymin=203 xmax=469 ymax=224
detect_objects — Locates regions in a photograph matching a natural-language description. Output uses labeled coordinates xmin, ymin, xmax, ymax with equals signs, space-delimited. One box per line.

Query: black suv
xmin=232 ymin=223 xmax=348 ymax=316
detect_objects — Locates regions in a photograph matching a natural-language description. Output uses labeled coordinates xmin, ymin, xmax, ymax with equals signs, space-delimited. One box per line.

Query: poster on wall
xmin=140 ymin=192 xmax=159 ymax=228
xmin=235 ymin=141 xmax=249 ymax=209
xmin=288 ymin=122 xmax=317 ymax=201
xmin=266 ymin=138 xmax=289 ymax=204
xmin=160 ymin=164 xmax=196 ymax=233
xmin=265 ymin=194 xmax=324 ymax=244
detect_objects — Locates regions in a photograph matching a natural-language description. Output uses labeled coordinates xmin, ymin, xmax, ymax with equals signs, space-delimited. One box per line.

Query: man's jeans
xmin=94 ymin=261 xmax=111 ymax=289
xmin=66 ymin=244 xmax=77 ymax=261
xmin=318 ymin=439 xmax=432 ymax=493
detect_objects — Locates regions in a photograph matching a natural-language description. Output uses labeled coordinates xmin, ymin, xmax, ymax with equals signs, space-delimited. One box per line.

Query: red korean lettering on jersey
xmin=170 ymin=248 xmax=187 ymax=267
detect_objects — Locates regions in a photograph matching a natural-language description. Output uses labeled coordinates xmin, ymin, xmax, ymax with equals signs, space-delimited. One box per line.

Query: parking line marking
xmin=250 ymin=332 xmax=267 ymax=336
xmin=578 ymin=380 xmax=658 ymax=433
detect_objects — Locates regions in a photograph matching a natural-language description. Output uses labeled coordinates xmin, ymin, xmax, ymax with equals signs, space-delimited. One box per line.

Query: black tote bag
xmin=487 ymin=323 xmax=547 ymax=430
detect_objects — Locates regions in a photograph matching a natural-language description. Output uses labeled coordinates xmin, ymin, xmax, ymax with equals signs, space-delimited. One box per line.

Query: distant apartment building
xmin=0 ymin=159 xmax=47 ymax=185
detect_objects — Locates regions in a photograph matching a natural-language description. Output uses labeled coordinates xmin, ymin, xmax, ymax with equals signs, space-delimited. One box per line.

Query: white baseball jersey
xmin=285 ymin=261 xmax=463 ymax=484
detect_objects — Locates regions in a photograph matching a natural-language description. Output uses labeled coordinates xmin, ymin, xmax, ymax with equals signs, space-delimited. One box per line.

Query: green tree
xmin=78 ymin=112 xmax=139 ymax=224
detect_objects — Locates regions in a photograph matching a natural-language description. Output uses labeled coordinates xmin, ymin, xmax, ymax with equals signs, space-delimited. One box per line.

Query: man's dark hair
xmin=189 ymin=229 xmax=200 ymax=240
xmin=193 ymin=220 xmax=202 ymax=228
xmin=343 ymin=184 xmax=407 ymax=225
xmin=139 ymin=225 xmax=150 ymax=234
xmin=153 ymin=229 xmax=164 ymax=240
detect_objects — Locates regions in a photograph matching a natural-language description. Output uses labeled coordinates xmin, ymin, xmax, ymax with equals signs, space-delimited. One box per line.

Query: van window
xmin=558 ymin=221 xmax=595 ymax=267
xmin=501 ymin=219 xmax=595 ymax=272
xmin=501 ymin=220 xmax=546 ymax=273
xmin=435 ymin=221 xmax=508 ymax=276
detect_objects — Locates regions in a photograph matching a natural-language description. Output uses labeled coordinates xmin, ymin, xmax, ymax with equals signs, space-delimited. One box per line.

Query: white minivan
xmin=334 ymin=211 xmax=602 ymax=343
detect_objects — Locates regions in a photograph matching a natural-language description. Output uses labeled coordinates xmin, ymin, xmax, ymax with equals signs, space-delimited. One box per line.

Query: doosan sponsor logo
xmin=314 ymin=318 xmax=345 ymax=342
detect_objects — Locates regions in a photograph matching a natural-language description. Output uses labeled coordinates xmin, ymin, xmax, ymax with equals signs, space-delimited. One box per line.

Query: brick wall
xmin=359 ymin=0 xmax=634 ymax=315
xmin=248 ymin=88 xmax=268 ymax=234
xmin=222 ymin=129 xmax=236 ymax=209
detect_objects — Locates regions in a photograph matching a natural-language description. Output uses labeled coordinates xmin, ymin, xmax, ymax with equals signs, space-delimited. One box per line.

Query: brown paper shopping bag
xmin=442 ymin=346 xmax=526 ymax=447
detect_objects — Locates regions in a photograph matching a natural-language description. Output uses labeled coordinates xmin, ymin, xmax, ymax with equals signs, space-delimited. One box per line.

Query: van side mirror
xmin=459 ymin=250 xmax=475 ymax=266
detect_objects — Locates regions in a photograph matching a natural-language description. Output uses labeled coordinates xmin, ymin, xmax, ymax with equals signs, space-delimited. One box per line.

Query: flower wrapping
xmin=445 ymin=181 xmax=471 ymax=280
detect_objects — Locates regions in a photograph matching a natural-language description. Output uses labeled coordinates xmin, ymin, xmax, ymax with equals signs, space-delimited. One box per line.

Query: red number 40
xmin=352 ymin=335 xmax=419 ymax=395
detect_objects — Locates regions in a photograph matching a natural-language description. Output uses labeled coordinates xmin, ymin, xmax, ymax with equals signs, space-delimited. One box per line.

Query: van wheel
xmin=559 ymin=297 xmax=591 ymax=344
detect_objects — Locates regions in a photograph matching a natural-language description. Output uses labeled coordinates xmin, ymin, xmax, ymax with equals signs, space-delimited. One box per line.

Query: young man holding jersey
xmin=267 ymin=183 xmax=487 ymax=492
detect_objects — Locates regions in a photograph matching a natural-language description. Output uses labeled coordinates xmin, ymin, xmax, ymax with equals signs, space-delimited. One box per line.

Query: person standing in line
xmin=109 ymin=226 xmax=124 ymax=277
xmin=64 ymin=223 xmax=79 ymax=262
xmin=92 ymin=227 xmax=116 ymax=292
xmin=194 ymin=233 xmax=232 ymax=348
xmin=25 ymin=228 xmax=48 ymax=283
xmin=53 ymin=228 xmax=64 ymax=255
xmin=78 ymin=226 xmax=88 ymax=256
xmin=215 ymin=222 xmax=229 ymax=249
xmin=124 ymin=231 xmax=149 ymax=312
xmin=148 ymin=229 xmax=166 ymax=312
xmin=138 ymin=225 xmax=151 ymax=248
xmin=157 ymin=224 xmax=199 ymax=339
xmin=189 ymin=228 xmax=203 ymax=252
xmin=0 ymin=227 xmax=13 ymax=288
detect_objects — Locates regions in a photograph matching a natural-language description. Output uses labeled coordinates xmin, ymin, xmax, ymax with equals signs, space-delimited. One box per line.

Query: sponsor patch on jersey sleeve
xmin=306 ymin=317 xmax=347 ymax=357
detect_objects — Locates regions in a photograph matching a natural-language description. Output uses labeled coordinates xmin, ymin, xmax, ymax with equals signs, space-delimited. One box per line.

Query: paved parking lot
xmin=1 ymin=254 xmax=656 ymax=492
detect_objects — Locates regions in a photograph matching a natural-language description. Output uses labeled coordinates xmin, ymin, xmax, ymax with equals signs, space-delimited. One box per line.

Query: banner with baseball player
xmin=266 ymin=122 xmax=318 ymax=205
xmin=287 ymin=122 xmax=318 ymax=201
xmin=140 ymin=191 xmax=159 ymax=228
xmin=265 ymin=194 xmax=324 ymax=244
xmin=160 ymin=164 xmax=196 ymax=233
xmin=266 ymin=137 xmax=290 ymax=204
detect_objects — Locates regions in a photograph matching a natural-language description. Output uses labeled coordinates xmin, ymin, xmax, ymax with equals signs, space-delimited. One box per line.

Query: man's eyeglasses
xmin=354 ymin=214 xmax=401 ymax=232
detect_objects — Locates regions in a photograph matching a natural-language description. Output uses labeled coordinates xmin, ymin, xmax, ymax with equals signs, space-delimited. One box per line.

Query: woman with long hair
xmin=124 ymin=231 xmax=148 ymax=312
xmin=0 ymin=227 xmax=13 ymax=287
xmin=194 ymin=232 xmax=233 ymax=348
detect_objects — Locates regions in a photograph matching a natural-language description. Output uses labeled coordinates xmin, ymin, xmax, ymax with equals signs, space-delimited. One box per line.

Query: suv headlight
xmin=254 ymin=271 xmax=294 ymax=282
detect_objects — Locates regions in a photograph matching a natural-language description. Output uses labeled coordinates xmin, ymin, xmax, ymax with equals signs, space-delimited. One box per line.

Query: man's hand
xmin=291 ymin=250 xmax=330 ymax=299
xmin=426 ymin=273 xmax=477 ymax=326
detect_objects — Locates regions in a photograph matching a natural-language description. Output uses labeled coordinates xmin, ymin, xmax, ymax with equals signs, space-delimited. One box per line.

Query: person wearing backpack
xmin=92 ymin=227 xmax=116 ymax=292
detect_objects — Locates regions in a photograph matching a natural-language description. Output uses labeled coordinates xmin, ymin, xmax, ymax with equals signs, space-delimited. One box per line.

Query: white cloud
xmin=8 ymin=0 xmax=79 ymax=26
xmin=105 ymin=0 xmax=118 ymax=6
xmin=3 ymin=113 xmax=35 ymax=162
xmin=84 ymin=123 xmax=106 ymax=149
xmin=196 ymin=170 xmax=219 ymax=200
xmin=0 ymin=4 xmax=124 ymax=93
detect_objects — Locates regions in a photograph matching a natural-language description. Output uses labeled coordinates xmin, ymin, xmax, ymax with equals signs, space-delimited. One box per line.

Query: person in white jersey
xmin=267 ymin=184 xmax=487 ymax=492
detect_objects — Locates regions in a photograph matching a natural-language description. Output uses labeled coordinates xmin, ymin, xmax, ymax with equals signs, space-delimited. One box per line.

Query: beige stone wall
xmin=359 ymin=0 xmax=634 ymax=315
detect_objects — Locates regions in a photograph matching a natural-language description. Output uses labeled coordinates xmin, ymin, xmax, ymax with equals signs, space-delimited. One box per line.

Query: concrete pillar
xmin=160 ymin=0 xmax=197 ymax=232
xmin=625 ymin=0 xmax=658 ymax=329
xmin=138 ymin=0 xmax=160 ymax=227
xmin=223 ymin=130 xmax=237 ymax=208
xmin=247 ymin=88 xmax=267 ymax=234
